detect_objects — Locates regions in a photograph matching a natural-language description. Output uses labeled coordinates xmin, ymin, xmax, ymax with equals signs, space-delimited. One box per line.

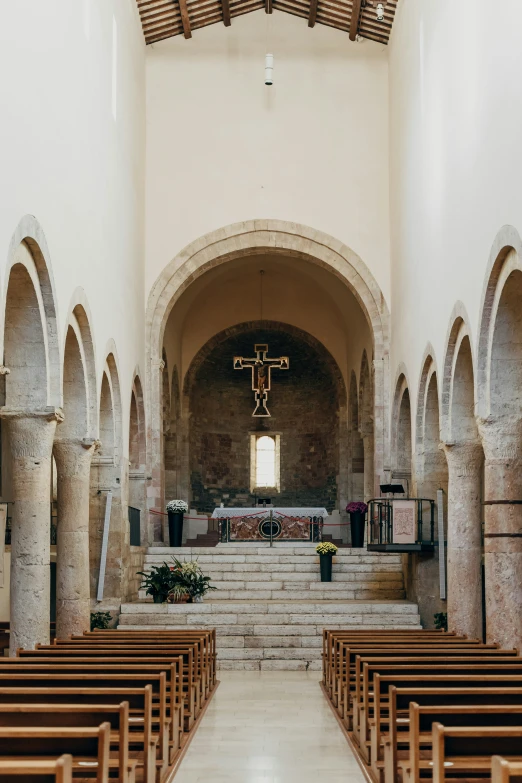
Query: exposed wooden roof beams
xmin=136 ymin=0 xmax=398 ymax=45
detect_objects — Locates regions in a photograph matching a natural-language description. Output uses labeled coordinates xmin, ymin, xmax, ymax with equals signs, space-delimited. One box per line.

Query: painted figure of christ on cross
xmin=233 ymin=344 xmax=289 ymax=417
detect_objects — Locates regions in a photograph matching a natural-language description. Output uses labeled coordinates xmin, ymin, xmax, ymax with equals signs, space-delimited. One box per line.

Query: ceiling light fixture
xmin=265 ymin=53 xmax=274 ymax=86
xmin=376 ymin=3 xmax=385 ymax=21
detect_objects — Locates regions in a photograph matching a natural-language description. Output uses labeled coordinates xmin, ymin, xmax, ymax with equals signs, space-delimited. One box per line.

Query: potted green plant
xmin=137 ymin=562 xmax=174 ymax=603
xmin=167 ymin=584 xmax=191 ymax=604
xmin=316 ymin=541 xmax=338 ymax=582
xmin=169 ymin=557 xmax=216 ymax=603
xmin=90 ymin=611 xmax=112 ymax=631
xmin=346 ymin=501 xmax=368 ymax=548
xmin=166 ymin=500 xmax=188 ymax=547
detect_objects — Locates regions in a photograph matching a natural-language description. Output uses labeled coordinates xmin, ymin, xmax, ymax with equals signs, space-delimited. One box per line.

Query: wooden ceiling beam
xmin=348 ymin=0 xmax=362 ymax=40
xmin=308 ymin=0 xmax=318 ymax=27
xmin=222 ymin=0 xmax=231 ymax=25
xmin=265 ymin=0 xmax=273 ymax=15
xmin=177 ymin=0 xmax=193 ymax=37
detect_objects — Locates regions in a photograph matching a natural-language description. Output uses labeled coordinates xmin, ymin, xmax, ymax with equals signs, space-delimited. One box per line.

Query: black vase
xmin=350 ymin=511 xmax=365 ymax=548
xmin=153 ymin=594 xmax=165 ymax=604
xmin=319 ymin=553 xmax=333 ymax=582
xmin=168 ymin=511 xmax=184 ymax=547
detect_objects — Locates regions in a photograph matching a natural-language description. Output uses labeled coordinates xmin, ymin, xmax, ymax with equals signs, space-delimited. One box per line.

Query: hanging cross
xmin=233 ymin=344 xmax=289 ymax=417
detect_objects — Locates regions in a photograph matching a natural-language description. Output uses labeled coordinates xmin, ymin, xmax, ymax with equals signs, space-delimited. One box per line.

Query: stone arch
xmin=130 ymin=373 xmax=146 ymax=473
xmin=53 ymin=301 xmax=98 ymax=639
xmin=89 ymin=350 xmax=124 ymax=606
xmin=164 ymin=365 xmax=180 ymax=503
xmin=129 ymin=373 xmax=147 ymax=545
xmin=62 ymin=291 xmax=97 ymax=438
xmin=477 ymin=225 xmax=522 ymax=420
xmin=475 ymin=226 xmax=522 ymax=649
xmin=0 ymin=217 xmax=62 ymax=652
xmin=359 ymin=350 xmax=374 ymax=500
xmin=349 ymin=371 xmax=364 ymax=502
xmin=146 ymin=220 xmax=389 ymax=517
xmin=2 ymin=215 xmax=61 ymax=408
xmin=441 ymin=309 xmax=479 ymax=444
xmin=391 ymin=369 xmax=412 ymax=492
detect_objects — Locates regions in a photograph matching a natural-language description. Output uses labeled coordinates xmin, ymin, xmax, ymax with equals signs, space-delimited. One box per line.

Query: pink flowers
xmin=346 ymin=501 xmax=368 ymax=514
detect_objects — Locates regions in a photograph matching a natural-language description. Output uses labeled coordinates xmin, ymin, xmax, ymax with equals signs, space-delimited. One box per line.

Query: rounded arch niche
xmin=146 ymin=221 xmax=390 ymax=514
xmin=181 ymin=321 xmax=348 ymax=513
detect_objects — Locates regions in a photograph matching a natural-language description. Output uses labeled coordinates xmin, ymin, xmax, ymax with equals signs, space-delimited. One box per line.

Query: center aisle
xmin=174 ymin=671 xmax=366 ymax=783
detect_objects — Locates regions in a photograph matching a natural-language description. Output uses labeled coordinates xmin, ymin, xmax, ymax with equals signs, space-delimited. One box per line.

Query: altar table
xmin=211 ymin=507 xmax=328 ymax=542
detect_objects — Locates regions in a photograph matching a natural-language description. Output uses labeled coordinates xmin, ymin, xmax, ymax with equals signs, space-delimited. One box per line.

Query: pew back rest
xmin=492 ymin=756 xmax=522 ymax=783
xmin=0 ymin=755 xmax=73 ymax=782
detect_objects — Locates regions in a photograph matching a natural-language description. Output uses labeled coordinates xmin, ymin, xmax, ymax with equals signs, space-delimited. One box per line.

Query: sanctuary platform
xmin=120 ymin=544 xmax=421 ymax=669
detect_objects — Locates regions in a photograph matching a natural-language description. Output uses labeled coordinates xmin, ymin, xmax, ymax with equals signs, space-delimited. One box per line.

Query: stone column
xmin=443 ymin=442 xmax=483 ymax=639
xmin=0 ymin=408 xmax=63 ymax=654
xmin=53 ymin=438 xmax=99 ymax=639
xmin=362 ymin=432 xmax=374 ymax=502
xmin=478 ymin=421 xmax=522 ymax=650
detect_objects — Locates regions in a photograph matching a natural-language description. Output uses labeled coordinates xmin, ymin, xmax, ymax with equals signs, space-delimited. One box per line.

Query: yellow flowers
xmin=316 ymin=542 xmax=338 ymax=555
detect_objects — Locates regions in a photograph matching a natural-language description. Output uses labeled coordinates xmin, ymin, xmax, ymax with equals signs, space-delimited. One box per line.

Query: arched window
xmin=256 ymin=436 xmax=276 ymax=487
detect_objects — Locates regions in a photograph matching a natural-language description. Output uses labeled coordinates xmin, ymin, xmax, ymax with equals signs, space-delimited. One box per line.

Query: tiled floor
xmin=174 ymin=672 xmax=366 ymax=783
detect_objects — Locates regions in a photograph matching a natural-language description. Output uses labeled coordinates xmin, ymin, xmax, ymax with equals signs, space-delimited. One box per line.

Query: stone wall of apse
xmin=189 ymin=329 xmax=339 ymax=512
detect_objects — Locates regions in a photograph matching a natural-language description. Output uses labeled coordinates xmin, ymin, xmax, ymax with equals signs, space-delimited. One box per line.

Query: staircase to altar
xmin=120 ymin=544 xmax=421 ymax=670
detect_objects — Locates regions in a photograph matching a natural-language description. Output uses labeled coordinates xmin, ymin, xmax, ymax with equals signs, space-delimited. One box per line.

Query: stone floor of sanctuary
xmin=173 ymin=671 xmax=366 ymax=783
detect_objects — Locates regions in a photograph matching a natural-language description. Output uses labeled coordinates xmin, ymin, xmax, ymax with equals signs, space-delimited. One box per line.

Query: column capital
xmin=53 ymin=437 xmax=100 ymax=477
xmin=0 ymin=406 xmax=64 ymax=423
xmin=442 ymin=441 xmax=483 ymax=475
xmin=477 ymin=416 xmax=522 ymax=465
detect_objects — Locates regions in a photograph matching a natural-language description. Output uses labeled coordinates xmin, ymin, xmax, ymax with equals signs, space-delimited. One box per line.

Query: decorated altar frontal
xmin=211 ymin=507 xmax=328 ymax=542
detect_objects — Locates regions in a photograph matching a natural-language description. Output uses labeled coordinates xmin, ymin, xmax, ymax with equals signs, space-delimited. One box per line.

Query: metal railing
xmin=367 ymin=497 xmax=435 ymax=547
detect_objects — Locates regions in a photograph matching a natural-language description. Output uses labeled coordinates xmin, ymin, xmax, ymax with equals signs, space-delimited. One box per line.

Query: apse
xmin=186 ymin=323 xmax=342 ymax=512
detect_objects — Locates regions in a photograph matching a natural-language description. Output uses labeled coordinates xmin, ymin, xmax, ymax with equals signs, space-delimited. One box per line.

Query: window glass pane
xmin=256 ymin=436 xmax=276 ymax=487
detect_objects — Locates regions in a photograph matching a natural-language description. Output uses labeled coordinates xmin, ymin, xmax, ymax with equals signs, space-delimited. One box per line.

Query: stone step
xmin=119 ymin=598 xmax=421 ymax=669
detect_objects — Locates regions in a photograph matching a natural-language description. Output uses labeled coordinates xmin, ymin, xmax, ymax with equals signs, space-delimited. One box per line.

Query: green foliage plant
xmin=434 ymin=611 xmax=448 ymax=631
xmin=137 ymin=562 xmax=175 ymax=602
xmin=90 ymin=611 xmax=112 ymax=631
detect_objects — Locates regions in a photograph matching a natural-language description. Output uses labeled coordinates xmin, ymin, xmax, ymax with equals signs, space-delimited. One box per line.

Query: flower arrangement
xmin=166 ymin=499 xmax=189 ymax=513
xmin=138 ymin=557 xmax=216 ymax=603
xmin=346 ymin=501 xmax=368 ymax=514
xmin=316 ymin=541 xmax=338 ymax=555
xmin=169 ymin=557 xmax=216 ymax=600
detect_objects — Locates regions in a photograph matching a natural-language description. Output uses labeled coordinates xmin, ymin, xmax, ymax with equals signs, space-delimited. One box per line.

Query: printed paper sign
xmin=392 ymin=500 xmax=416 ymax=544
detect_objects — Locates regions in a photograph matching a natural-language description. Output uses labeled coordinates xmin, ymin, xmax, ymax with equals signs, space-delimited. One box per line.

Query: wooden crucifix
xmin=233 ymin=344 xmax=289 ymax=417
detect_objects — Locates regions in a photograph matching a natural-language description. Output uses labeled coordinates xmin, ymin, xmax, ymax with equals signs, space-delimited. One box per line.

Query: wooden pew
xmin=431 ymin=724 xmax=522 ymax=783
xmin=0 ymin=755 xmax=73 ymax=782
xmin=0 ymin=659 xmax=183 ymax=755
xmin=0 ymin=703 xmax=135 ymax=783
xmin=332 ymin=639 xmax=500 ymax=711
xmin=0 ymin=724 xmax=110 ymax=783
xmin=337 ymin=645 xmax=514 ymax=726
xmin=492 ymin=756 xmax=522 ymax=783
xmin=368 ymin=675 xmax=522 ymax=778
xmin=19 ymin=646 xmax=198 ymax=730
xmin=0 ymin=672 xmax=169 ymax=777
xmin=0 ymin=687 xmax=157 ymax=783
xmin=361 ymin=660 xmax=522 ymax=761
xmin=82 ymin=630 xmax=217 ymax=692
xmin=400 ymin=704 xmax=522 ymax=783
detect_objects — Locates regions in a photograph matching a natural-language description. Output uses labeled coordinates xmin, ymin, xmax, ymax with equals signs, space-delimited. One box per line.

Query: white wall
xmin=145 ymin=10 xmax=391 ymax=304
xmin=0 ymin=0 xmax=146 ymax=453
xmin=389 ymin=0 xmax=522 ymax=411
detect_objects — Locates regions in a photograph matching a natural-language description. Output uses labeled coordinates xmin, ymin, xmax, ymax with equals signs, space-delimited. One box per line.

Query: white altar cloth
xmin=211 ymin=507 xmax=329 ymax=519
